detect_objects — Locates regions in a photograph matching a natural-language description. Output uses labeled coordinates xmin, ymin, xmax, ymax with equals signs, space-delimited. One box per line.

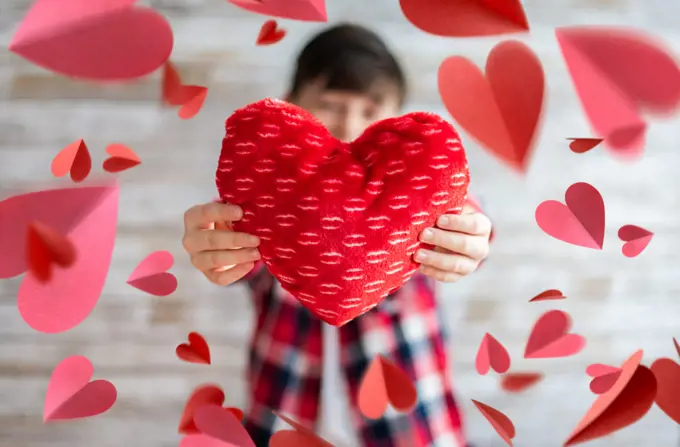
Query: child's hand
xmin=182 ymin=202 xmax=261 ymax=285
xmin=416 ymin=205 xmax=492 ymax=283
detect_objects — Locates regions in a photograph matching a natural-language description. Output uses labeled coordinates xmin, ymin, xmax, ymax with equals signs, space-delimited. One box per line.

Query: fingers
xmin=183 ymin=202 xmax=244 ymax=232
xmin=414 ymin=248 xmax=478 ymax=275
xmin=418 ymin=265 xmax=463 ymax=283
xmin=204 ymin=262 xmax=256 ymax=286
xmin=183 ymin=229 xmax=260 ymax=254
xmin=191 ymin=247 xmax=261 ymax=272
xmin=437 ymin=212 xmax=492 ymax=236
xmin=419 ymin=228 xmax=489 ymax=261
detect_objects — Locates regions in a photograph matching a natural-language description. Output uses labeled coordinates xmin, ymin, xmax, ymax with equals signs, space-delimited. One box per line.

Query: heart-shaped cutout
xmin=179 ymin=384 xmax=226 ymax=434
xmin=567 ymin=138 xmax=603 ymax=154
xmin=555 ymin=26 xmax=680 ymax=159
xmin=103 ymin=143 xmax=141 ymax=173
xmin=228 ymin=0 xmax=327 ymax=22
xmin=43 ymin=355 xmax=117 ymax=421
xmin=357 ymin=355 xmax=418 ymax=419
xmin=216 ymin=99 xmax=469 ymax=325
xmin=438 ymin=39 xmax=544 ymax=173
xmin=524 ymin=310 xmax=585 ymax=359
xmin=161 ymin=62 xmax=208 ymax=120
xmin=194 ymin=405 xmax=255 ymax=447
xmin=51 ymin=139 xmax=91 ymax=182
xmin=475 ymin=332 xmax=511 ymax=375
xmin=500 ymin=372 xmax=543 ymax=393
xmin=270 ymin=412 xmax=333 ymax=447
xmin=127 ymin=250 xmax=178 ymax=296
xmin=26 ymin=221 xmax=76 ymax=283
xmin=256 ymin=20 xmax=286 ymax=45
xmin=535 ymin=182 xmax=605 ymax=250
xmin=650 ymin=358 xmax=680 ymax=424
xmin=399 ymin=0 xmax=529 ymax=37
xmin=472 ymin=399 xmax=515 ymax=446
xmin=617 ymin=224 xmax=653 ymax=258
xmin=176 ymin=332 xmax=211 ymax=365
xmin=586 ymin=363 xmax=622 ymax=394
xmin=528 ymin=288 xmax=566 ymax=302
xmin=10 ymin=0 xmax=173 ymax=80
xmin=674 ymin=338 xmax=680 ymax=359
xmin=564 ymin=350 xmax=657 ymax=445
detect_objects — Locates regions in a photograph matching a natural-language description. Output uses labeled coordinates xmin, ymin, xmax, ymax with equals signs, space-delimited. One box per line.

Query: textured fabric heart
xmin=524 ymin=310 xmax=586 ymax=359
xmin=216 ymin=99 xmax=469 ymax=326
xmin=176 ymin=332 xmax=211 ymax=365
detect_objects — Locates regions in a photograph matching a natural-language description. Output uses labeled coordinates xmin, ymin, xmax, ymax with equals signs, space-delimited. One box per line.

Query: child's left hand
xmin=416 ymin=205 xmax=492 ymax=283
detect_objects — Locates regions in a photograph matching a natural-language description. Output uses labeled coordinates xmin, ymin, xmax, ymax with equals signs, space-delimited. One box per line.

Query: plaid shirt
xmin=240 ymin=196 xmax=491 ymax=447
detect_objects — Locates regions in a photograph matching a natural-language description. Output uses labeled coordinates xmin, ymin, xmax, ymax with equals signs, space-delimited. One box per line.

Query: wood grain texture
xmin=1 ymin=0 xmax=679 ymax=445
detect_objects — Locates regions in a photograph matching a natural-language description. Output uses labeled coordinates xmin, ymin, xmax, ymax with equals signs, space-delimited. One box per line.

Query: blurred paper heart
xmin=180 ymin=434 xmax=233 ymax=447
xmin=194 ymin=405 xmax=255 ymax=447
xmin=102 ymin=144 xmax=141 ymax=173
xmin=357 ymin=355 xmax=418 ymax=419
xmin=228 ymin=0 xmax=327 ymax=22
xmin=270 ymin=412 xmax=333 ymax=447
xmin=529 ymin=289 xmax=566 ymax=302
xmin=26 ymin=221 xmax=76 ymax=283
xmin=475 ymin=333 xmax=511 ymax=375
xmin=568 ymin=138 xmax=603 ymax=154
xmin=650 ymin=358 xmax=680 ymax=424
xmin=399 ymin=0 xmax=529 ymax=37
xmin=161 ymin=62 xmax=208 ymax=120
xmin=176 ymin=332 xmax=211 ymax=365
xmin=586 ymin=364 xmax=622 ymax=394
xmin=674 ymin=338 xmax=680 ymax=359
xmin=617 ymin=225 xmax=653 ymax=258
xmin=43 ymin=355 xmax=117 ymax=421
xmin=9 ymin=0 xmax=173 ymax=80
xmin=438 ymin=40 xmax=544 ymax=173
xmin=256 ymin=20 xmax=286 ymax=45
xmin=564 ymin=350 xmax=657 ymax=446
xmin=535 ymin=182 xmax=605 ymax=249
xmin=556 ymin=27 xmax=680 ymax=159
xmin=127 ymin=250 xmax=178 ymax=296
xmin=472 ymin=400 xmax=515 ymax=446
xmin=178 ymin=384 xmax=227 ymax=434
xmin=500 ymin=372 xmax=543 ymax=393
xmin=524 ymin=310 xmax=585 ymax=359
xmin=51 ymin=139 xmax=91 ymax=182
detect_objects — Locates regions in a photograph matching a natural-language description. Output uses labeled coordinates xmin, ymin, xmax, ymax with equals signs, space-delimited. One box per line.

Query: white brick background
xmin=0 ymin=0 xmax=678 ymax=446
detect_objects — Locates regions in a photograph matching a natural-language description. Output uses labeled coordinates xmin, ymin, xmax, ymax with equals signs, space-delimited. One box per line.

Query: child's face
xmin=289 ymin=80 xmax=402 ymax=142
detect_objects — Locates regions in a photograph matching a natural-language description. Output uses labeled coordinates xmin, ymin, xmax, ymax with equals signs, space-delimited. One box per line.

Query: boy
xmin=181 ymin=24 xmax=492 ymax=447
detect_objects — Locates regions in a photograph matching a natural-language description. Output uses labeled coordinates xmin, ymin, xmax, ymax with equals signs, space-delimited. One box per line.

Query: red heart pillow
xmin=216 ymin=99 xmax=469 ymax=326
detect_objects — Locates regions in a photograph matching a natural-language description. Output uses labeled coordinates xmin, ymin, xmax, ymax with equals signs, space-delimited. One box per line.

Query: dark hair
xmin=288 ymin=24 xmax=407 ymax=104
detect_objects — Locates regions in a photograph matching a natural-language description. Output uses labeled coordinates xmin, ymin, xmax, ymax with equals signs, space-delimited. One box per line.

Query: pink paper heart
xmin=475 ymin=333 xmax=511 ymax=375
xmin=535 ymin=182 xmax=605 ymax=249
xmin=44 ymin=355 xmax=117 ymax=421
xmin=9 ymin=0 xmax=173 ymax=80
xmin=127 ymin=250 xmax=177 ymax=296
xmin=586 ymin=363 xmax=622 ymax=394
xmin=617 ymin=224 xmax=653 ymax=258
xmin=0 ymin=183 xmax=119 ymax=333
xmin=180 ymin=435 xmax=235 ymax=447
xmin=228 ymin=0 xmax=327 ymax=22
xmin=524 ymin=310 xmax=586 ymax=359
xmin=193 ymin=405 xmax=256 ymax=447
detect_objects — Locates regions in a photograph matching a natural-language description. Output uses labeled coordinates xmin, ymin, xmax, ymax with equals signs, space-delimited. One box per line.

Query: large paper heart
xmin=228 ymin=0 xmax=327 ymax=22
xmin=0 ymin=183 xmax=119 ymax=333
xmin=438 ymin=40 xmax=544 ymax=173
xmin=524 ymin=310 xmax=585 ymax=359
xmin=194 ymin=405 xmax=255 ymax=447
xmin=216 ymin=99 xmax=469 ymax=326
xmin=556 ymin=26 xmax=680 ymax=159
xmin=9 ymin=0 xmax=173 ymax=80
xmin=650 ymin=358 xmax=680 ymax=424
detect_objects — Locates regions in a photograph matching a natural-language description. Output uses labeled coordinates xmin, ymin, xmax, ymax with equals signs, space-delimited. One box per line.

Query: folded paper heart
xmin=586 ymin=363 xmax=622 ymax=394
xmin=178 ymin=384 xmax=243 ymax=434
xmin=500 ymin=372 xmax=543 ymax=393
xmin=26 ymin=221 xmax=76 ymax=283
xmin=256 ymin=20 xmax=286 ymax=45
xmin=0 ymin=183 xmax=119 ymax=333
xmin=216 ymin=98 xmax=469 ymax=326
xmin=475 ymin=333 xmax=511 ymax=375
xmin=51 ymin=139 xmax=92 ymax=182
xmin=567 ymin=138 xmax=603 ymax=154
xmin=102 ymin=144 xmax=141 ymax=173
xmin=399 ymin=0 xmax=529 ymax=37
xmin=438 ymin=40 xmax=544 ymax=173
xmin=650 ymin=358 xmax=680 ymax=424
xmin=44 ymin=355 xmax=117 ymax=421
xmin=524 ymin=310 xmax=585 ymax=359
xmin=228 ymin=0 xmax=327 ymax=22
xmin=9 ymin=0 xmax=173 ymax=80
xmin=528 ymin=289 xmax=566 ymax=302
xmin=535 ymin=182 xmax=605 ymax=250
xmin=674 ymin=338 xmax=680 ymax=359
xmin=193 ymin=405 xmax=255 ymax=447
xmin=357 ymin=355 xmax=418 ymax=419
xmin=617 ymin=224 xmax=653 ymax=258
xmin=162 ymin=62 xmax=208 ymax=120
xmin=270 ymin=412 xmax=333 ymax=447
xmin=472 ymin=399 xmax=515 ymax=446
xmin=176 ymin=332 xmax=211 ymax=365
xmin=127 ymin=250 xmax=178 ymax=296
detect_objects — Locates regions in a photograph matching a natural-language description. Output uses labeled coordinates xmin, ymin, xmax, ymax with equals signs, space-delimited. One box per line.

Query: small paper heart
xmin=127 ymin=250 xmax=177 ymax=296
xmin=256 ymin=20 xmax=286 ymax=45
xmin=161 ymin=61 xmax=208 ymax=119
xmin=567 ymin=138 xmax=603 ymax=153
xmin=357 ymin=355 xmax=418 ymax=419
xmin=103 ymin=144 xmax=141 ymax=173
xmin=472 ymin=399 xmax=515 ymax=446
xmin=194 ymin=405 xmax=255 ymax=447
xmin=586 ymin=363 xmax=622 ymax=394
xmin=176 ymin=332 xmax=211 ymax=365
xmin=26 ymin=221 xmax=76 ymax=283
xmin=500 ymin=372 xmax=543 ymax=393
xmin=178 ymin=86 xmax=208 ymax=120
xmin=271 ymin=412 xmax=333 ymax=447
xmin=617 ymin=224 xmax=653 ymax=258
xmin=178 ymin=384 xmax=226 ymax=434
xmin=528 ymin=289 xmax=566 ymax=302
xmin=51 ymin=139 xmax=91 ymax=182
xmin=524 ymin=310 xmax=586 ymax=359
xmin=475 ymin=333 xmax=511 ymax=375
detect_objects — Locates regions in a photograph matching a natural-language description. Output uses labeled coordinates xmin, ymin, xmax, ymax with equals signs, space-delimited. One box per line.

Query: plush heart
xmin=216 ymin=99 xmax=469 ymax=326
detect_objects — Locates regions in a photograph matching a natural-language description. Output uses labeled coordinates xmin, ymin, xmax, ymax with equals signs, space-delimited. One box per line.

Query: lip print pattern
xmin=215 ymin=99 xmax=470 ymax=326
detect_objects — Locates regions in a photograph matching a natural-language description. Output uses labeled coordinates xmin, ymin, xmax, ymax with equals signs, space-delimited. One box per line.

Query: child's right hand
xmin=182 ymin=202 xmax=261 ymax=286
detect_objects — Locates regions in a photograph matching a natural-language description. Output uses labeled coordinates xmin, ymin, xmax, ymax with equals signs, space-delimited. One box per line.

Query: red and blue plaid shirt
xmin=240 ymin=196 xmax=491 ymax=447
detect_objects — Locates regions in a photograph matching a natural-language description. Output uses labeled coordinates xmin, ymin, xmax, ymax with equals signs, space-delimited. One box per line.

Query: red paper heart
xmin=194 ymin=405 xmax=255 ymax=447
xmin=399 ymin=0 xmax=529 ymax=37
xmin=216 ymin=99 xmax=469 ymax=325
xmin=586 ymin=363 xmax=622 ymax=394
xmin=674 ymin=338 xmax=680 ymax=359
xmin=472 ymin=399 xmax=515 ymax=446
xmin=176 ymin=332 xmax=211 ymax=365
xmin=228 ymin=0 xmax=327 ymax=22
xmin=270 ymin=412 xmax=333 ymax=447
xmin=617 ymin=224 xmax=653 ymax=258
xmin=556 ymin=27 xmax=680 ymax=159
xmin=528 ymin=289 xmax=566 ymax=302
xmin=650 ymin=358 xmax=680 ymax=424
xmin=26 ymin=221 xmax=76 ymax=283
xmin=438 ymin=40 xmax=544 ymax=173
xmin=500 ymin=372 xmax=543 ymax=393
xmin=51 ymin=139 xmax=91 ymax=182
xmin=256 ymin=20 xmax=286 ymax=45
xmin=9 ymin=0 xmax=173 ymax=81
xmin=357 ymin=355 xmax=418 ymax=419
xmin=535 ymin=182 xmax=605 ymax=249
xmin=127 ymin=250 xmax=178 ymax=296
xmin=564 ymin=350 xmax=657 ymax=446
xmin=162 ymin=62 xmax=208 ymax=120
xmin=44 ymin=355 xmax=117 ymax=421
xmin=567 ymin=138 xmax=603 ymax=154
xmin=524 ymin=310 xmax=585 ymax=359
xmin=475 ymin=333 xmax=511 ymax=375
xmin=103 ymin=144 xmax=141 ymax=173
xmin=179 ymin=384 xmax=228 ymax=434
